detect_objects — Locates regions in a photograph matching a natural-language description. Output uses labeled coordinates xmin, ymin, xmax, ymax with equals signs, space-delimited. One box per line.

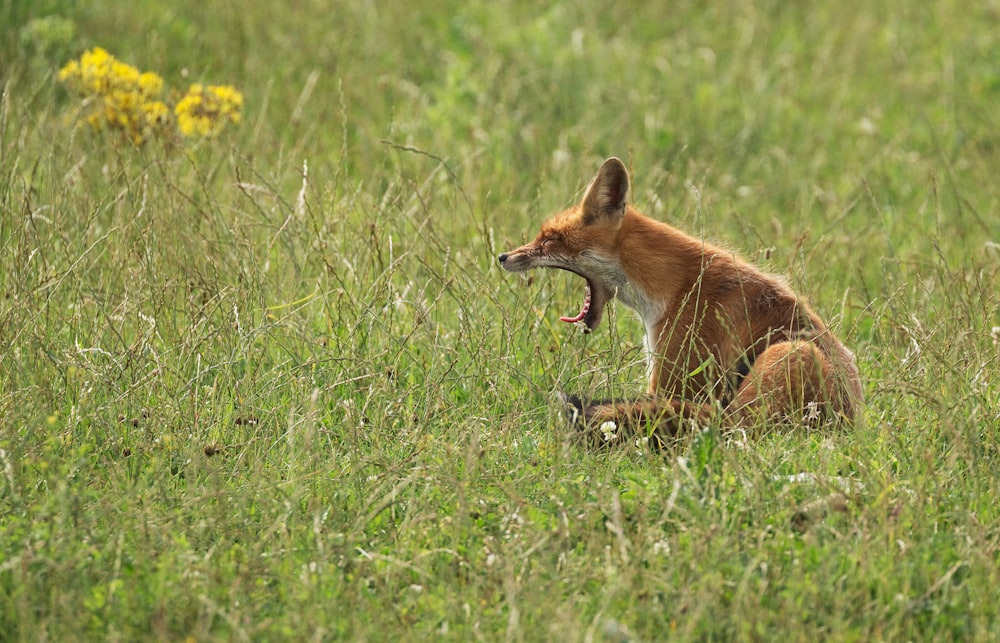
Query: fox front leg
xmin=558 ymin=393 xmax=715 ymax=448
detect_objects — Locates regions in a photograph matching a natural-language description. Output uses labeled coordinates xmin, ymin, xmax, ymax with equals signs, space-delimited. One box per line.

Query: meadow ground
xmin=2 ymin=0 xmax=999 ymax=640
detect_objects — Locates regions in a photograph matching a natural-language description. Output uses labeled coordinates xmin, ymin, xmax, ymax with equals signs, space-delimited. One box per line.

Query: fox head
xmin=498 ymin=157 xmax=631 ymax=332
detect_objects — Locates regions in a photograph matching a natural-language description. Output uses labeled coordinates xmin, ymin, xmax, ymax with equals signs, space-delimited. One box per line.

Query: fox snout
xmin=497 ymin=250 xmax=529 ymax=272
xmin=498 ymin=247 xmax=548 ymax=275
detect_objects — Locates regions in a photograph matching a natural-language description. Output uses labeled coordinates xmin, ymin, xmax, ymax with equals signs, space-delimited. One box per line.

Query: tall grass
xmin=2 ymin=0 xmax=999 ymax=640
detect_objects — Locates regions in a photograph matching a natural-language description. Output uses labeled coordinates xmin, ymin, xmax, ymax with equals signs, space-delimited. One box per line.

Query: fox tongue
xmin=559 ymin=283 xmax=592 ymax=324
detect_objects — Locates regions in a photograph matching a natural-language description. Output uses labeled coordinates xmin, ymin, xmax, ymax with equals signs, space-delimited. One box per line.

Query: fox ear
xmin=581 ymin=157 xmax=630 ymax=224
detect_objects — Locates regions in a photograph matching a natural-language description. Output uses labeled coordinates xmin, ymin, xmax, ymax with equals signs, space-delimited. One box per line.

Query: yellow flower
xmin=142 ymin=100 xmax=170 ymax=125
xmin=58 ymin=59 xmax=78 ymax=82
xmin=82 ymin=46 xmax=110 ymax=64
xmin=208 ymin=84 xmax=244 ymax=109
xmin=138 ymin=71 xmax=164 ymax=97
xmin=174 ymin=84 xmax=243 ymax=137
xmin=111 ymin=60 xmax=140 ymax=87
xmin=59 ymin=47 xmax=242 ymax=145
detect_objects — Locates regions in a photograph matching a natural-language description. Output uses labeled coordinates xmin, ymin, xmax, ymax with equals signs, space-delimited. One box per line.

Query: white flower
xmin=599 ymin=420 xmax=618 ymax=442
xmin=652 ymin=539 xmax=671 ymax=556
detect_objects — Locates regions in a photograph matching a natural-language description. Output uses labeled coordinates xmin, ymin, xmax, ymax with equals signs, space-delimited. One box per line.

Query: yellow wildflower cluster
xmin=59 ymin=47 xmax=169 ymax=145
xmin=174 ymin=84 xmax=244 ymax=137
xmin=59 ymin=47 xmax=243 ymax=146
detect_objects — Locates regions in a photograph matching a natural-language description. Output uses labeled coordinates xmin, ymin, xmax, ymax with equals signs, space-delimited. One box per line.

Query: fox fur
xmin=499 ymin=157 xmax=864 ymax=445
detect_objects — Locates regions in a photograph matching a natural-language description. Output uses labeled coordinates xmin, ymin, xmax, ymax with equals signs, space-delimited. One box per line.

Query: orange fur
xmin=499 ymin=158 xmax=863 ymax=442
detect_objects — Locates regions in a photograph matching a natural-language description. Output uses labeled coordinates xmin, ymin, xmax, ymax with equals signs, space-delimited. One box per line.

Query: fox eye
xmin=542 ymin=236 xmax=559 ymax=247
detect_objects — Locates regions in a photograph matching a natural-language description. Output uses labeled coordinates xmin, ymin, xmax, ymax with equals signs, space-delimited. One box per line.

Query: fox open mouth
xmin=557 ymin=277 xmax=605 ymax=331
xmin=559 ymin=282 xmax=592 ymax=324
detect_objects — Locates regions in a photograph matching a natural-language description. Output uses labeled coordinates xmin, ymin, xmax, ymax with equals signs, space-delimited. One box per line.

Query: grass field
xmin=2 ymin=0 xmax=1000 ymax=640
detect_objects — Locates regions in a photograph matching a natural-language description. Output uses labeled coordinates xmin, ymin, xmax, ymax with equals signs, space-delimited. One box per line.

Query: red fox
xmin=499 ymin=157 xmax=863 ymax=444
